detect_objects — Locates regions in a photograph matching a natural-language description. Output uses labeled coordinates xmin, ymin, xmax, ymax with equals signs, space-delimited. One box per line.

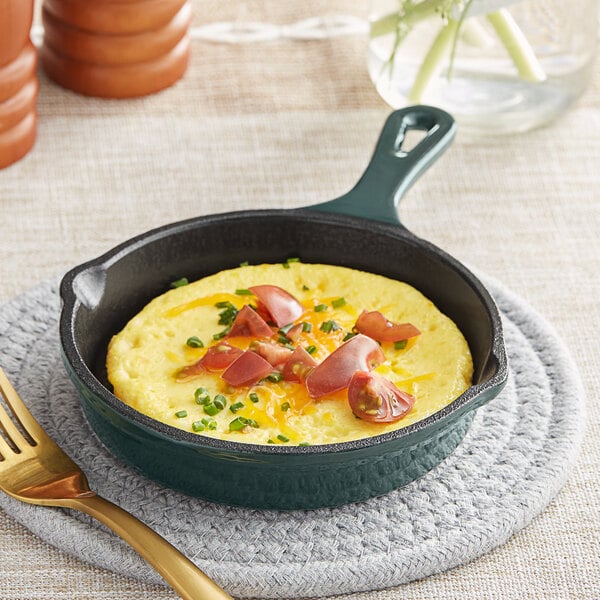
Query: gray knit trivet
xmin=0 ymin=276 xmax=585 ymax=599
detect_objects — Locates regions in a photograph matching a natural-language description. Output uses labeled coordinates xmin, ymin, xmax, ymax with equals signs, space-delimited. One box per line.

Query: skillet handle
xmin=311 ymin=106 xmax=456 ymax=225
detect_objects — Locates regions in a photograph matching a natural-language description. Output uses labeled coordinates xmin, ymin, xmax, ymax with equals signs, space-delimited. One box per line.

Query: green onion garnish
xmin=278 ymin=323 xmax=294 ymax=335
xmin=281 ymin=401 xmax=290 ymax=412
xmin=298 ymin=442 xmax=310 ymax=447
xmin=229 ymin=416 xmax=248 ymax=431
xmin=170 ymin=277 xmax=189 ymax=288
xmin=201 ymin=417 xmax=217 ymax=430
xmin=277 ymin=335 xmax=291 ymax=345
xmin=302 ymin=322 xmax=312 ymax=332
xmin=192 ymin=421 xmax=205 ymax=432
xmin=175 ymin=410 xmax=188 ymax=418
xmin=266 ymin=372 xmax=283 ymax=383
xmin=277 ymin=434 xmax=290 ymax=443
xmin=319 ymin=320 xmax=340 ymax=333
xmin=314 ymin=304 xmax=327 ymax=312
xmin=239 ymin=261 xmax=249 ymax=267
xmin=194 ymin=387 xmax=209 ymax=400
xmin=394 ymin=340 xmax=408 ymax=350
xmin=287 ymin=257 xmax=300 ymax=263
xmin=203 ymin=403 xmax=219 ymax=416
xmin=213 ymin=394 xmax=227 ymax=410
xmin=249 ymin=392 xmax=259 ymax=403
xmin=212 ymin=329 xmax=230 ymax=341
xmin=306 ymin=345 xmax=317 ymax=355
xmin=186 ymin=336 xmax=204 ymax=348
xmin=331 ymin=297 xmax=346 ymax=309
xmin=302 ymin=285 xmax=310 ymax=291
xmin=343 ymin=332 xmax=356 ymax=342
xmin=267 ymin=439 xmax=275 ymax=444
xmin=235 ymin=288 xmax=253 ymax=295
xmin=230 ymin=401 xmax=245 ymax=413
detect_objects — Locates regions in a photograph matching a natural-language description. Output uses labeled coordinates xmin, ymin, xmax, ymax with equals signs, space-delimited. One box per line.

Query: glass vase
xmin=368 ymin=0 xmax=599 ymax=134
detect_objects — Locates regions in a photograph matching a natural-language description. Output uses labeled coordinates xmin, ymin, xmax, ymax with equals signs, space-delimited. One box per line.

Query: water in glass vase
xmin=368 ymin=0 xmax=598 ymax=134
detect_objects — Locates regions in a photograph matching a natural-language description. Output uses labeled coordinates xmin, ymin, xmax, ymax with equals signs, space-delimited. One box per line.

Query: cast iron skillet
xmin=60 ymin=106 xmax=508 ymax=510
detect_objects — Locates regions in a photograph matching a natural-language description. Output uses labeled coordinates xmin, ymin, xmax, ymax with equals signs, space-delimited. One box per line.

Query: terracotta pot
xmin=0 ymin=0 xmax=34 ymax=67
xmin=43 ymin=0 xmax=188 ymax=35
xmin=41 ymin=2 xmax=192 ymax=66
xmin=0 ymin=1 xmax=37 ymax=169
xmin=41 ymin=0 xmax=192 ymax=98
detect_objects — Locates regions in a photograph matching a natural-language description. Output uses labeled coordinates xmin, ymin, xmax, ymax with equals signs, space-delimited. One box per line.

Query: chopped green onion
xmin=314 ymin=304 xmax=327 ymax=312
xmin=266 ymin=372 xmax=283 ymax=383
xmin=213 ymin=394 xmax=227 ymax=410
xmin=331 ymin=297 xmax=346 ymax=309
xmin=302 ymin=322 xmax=312 ymax=332
xmin=267 ymin=439 xmax=275 ymax=444
xmin=215 ymin=300 xmax=233 ymax=309
xmin=278 ymin=323 xmax=294 ymax=335
xmin=235 ymin=288 xmax=253 ymax=295
xmin=203 ymin=403 xmax=219 ymax=416
xmin=298 ymin=442 xmax=310 ymax=447
xmin=246 ymin=418 xmax=259 ymax=428
xmin=239 ymin=261 xmax=249 ymax=267
xmin=394 ymin=340 xmax=408 ymax=350
xmin=302 ymin=284 xmax=310 ymax=291
xmin=320 ymin=320 xmax=340 ymax=333
xmin=280 ymin=401 xmax=290 ymax=412
xmin=229 ymin=416 xmax=248 ymax=431
xmin=282 ymin=262 xmax=290 ymax=269
xmin=186 ymin=336 xmax=204 ymax=348
xmin=249 ymin=392 xmax=260 ymax=403
xmin=213 ymin=329 xmax=230 ymax=341
xmin=230 ymin=401 xmax=245 ymax=413
xmin=192 ymin=421 xmax=205 ymax=432
xmin=306 ymin=345 xmax=317 ymax=355
xmin=170 ymin=277 xmax=189 ymax=288
xmin=287 ymin=257 xmax=300 ymax=263
xmin=343 ymin=332 xmax=356 ymax=342
xmin=277 ymin=335 xmax=290 ymax=345
xmin=277 ymin=434 xmax=290 ymax=443
xmin=175 ymin=410 xmax=188 ymax=418
xmin=201 ymin=417 xmax=217 ymax=430
xmin=194 ymin=387 xmax=209 ymax=400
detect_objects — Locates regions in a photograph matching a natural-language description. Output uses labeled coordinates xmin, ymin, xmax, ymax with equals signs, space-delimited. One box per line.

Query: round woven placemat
xmin=0 ymin=276 xmax=585 ymax=599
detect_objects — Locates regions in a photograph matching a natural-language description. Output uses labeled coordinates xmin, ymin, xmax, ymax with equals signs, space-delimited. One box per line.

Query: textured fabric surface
xmin=0 ymin=0 xmax=599 ymax=598
xmin=0 ymin=275 xmax=585 ymax=598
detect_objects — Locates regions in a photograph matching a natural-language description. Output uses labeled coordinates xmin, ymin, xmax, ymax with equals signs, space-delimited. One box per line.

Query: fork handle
xmin=65 ymin=494 xmax=233 ymax=600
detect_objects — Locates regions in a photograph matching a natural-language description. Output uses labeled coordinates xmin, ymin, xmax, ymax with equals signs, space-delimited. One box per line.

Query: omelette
xmin=106 ymin=261 xmax=473 ymax=445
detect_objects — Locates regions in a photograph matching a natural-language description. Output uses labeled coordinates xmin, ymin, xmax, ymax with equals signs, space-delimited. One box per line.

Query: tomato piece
xmin=221 ymin=351 xmax=274 ymax=387
xmin=248 ymin=285 xmax=304 ymax=328
xmin=284 ymin=323 xmax=304 ymax=342
xmin=348 ymin=371 xmax=415 ymax=423
xmin=226 ymin=304 xmax=273 ymax=338
xmin=282 ymin=346 xmax=317 ymax=383
xmin=251 ymin=340 xmax=293 ymax=368
xmin=305 ymin=334 xmax=385 ymax=398
xmin=354 ymin=310 xmax=420 ymax=343
xmin=177 ymin=342 xmax=243 ymax=378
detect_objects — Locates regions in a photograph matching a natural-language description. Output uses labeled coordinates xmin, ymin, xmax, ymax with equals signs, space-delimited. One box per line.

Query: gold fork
xmin=0 ymin=368 xmax=233 ymax=600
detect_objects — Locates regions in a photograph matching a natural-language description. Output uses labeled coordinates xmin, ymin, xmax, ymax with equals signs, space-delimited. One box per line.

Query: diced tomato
xmin=348 ymin=371 xmax=415 ymax=423
xmin=251 ymin=340 xmax=293 ymax=368
xmin=305 ymin=334 xmax=385 ymax=398
xmin=282 ymin=346 xmax=317 ymax=383
xmin=221 ymin=351 xmax=274 ymax=387
xmin=354 ymin=310 xmax=420 ymax=343
xmin=284 ymin=323 xmax=304 ymax=342
xmin=177 ymin=342 xmax=243 ymax=378
xmin=226 ymin=305 xmax=273 ymax=338
xmin=248 ymin=285 xmax=304 ymax=328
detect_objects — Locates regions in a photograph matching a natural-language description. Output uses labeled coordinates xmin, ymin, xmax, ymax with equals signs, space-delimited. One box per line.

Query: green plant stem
xmin=486 ymin=9 xmax=546 ymax=82
xmin=369 ymin=0 xmax=443 ymax=39
xmin=407 ymin=18 xmax=459 ymax=103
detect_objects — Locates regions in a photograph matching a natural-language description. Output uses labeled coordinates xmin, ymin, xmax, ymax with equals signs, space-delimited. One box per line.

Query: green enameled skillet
xmin=59 ymin=106 xmax=508 ymax=510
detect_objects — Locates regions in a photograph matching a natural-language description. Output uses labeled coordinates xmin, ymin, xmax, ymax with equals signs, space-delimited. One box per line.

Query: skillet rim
xmin=59 ymin=207 xmax=509 ymax=456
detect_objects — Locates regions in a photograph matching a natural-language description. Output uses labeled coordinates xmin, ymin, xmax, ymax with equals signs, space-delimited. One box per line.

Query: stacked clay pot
xmin=0 ymin=0 xmax=37 ymax=169
xmin=40 ymin=0 xmax=192 ymax=98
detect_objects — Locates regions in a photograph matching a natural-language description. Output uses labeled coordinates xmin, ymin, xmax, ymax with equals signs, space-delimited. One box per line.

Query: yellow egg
xmin=106 ymin=262 xmax=473 ymax=445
